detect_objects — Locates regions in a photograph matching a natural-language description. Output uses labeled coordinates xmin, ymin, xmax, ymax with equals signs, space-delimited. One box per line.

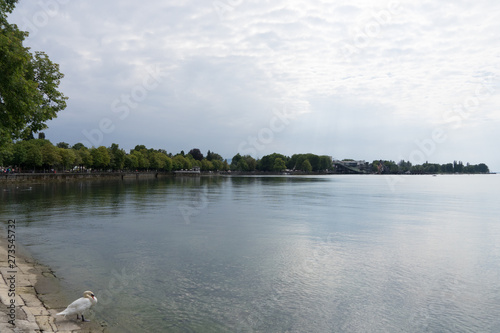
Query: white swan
xmin=56 ymin=291 xmax=97 ymax=322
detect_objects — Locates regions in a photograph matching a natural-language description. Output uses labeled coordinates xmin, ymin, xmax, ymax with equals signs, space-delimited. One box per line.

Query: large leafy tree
xmin=188 ymin=148 xmax=204 ymax=161
xmin=109 ymin=143 xmax=126 ymax=170
xmin=273 ymin=157 xmax=287 ymax=172
xmin=0 ymin=0 xmax=67 ymax=145
xmin=91 ymin=146 xmax=110 ymax=170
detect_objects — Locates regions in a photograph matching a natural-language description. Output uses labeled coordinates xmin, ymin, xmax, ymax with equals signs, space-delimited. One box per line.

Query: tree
xmin=236 ymin=159 xmax=249 ymax=171
xmin=398 ymin=160 xmax=412 ymax=173
xmin=159 ymin=154 xmax=172 ymax=171
xmin=172 ymin=154 xmax=191 ymax=170
xmin=206 ymin=150 xmax=223 ymax=162
xmin=76 ymin=147 xmax=92 ymax=169
xmin=477 ymin=163 xmax=489 ymax=173
xmin=301 ymin=159 xmax=312 ymax=172
xmin=273 ymin=157 xmax=287 ymax=172
xmin=188 ymin=148 xmax=204 ymax=161
xmin=149 ymin=151 xmax=165 ymax=170
xmin=319 ymin=156 xmax=333 ymax=171
xmin=201 ymin=159 xmax=213 ymax=171
xmin=211 ymin=159 xmax=223 ymax=171
xmin=133 ymin=145 xmax=147 ymax=152
xmin=230 ymin=153 xmax=242 ymax=170
xmin=72 ymin=142 xmax=86 ymax=150
xmin=442 ymin=163 xmax=454 ymax=173
xmin=108 ymin=143 xmax=125 ymax=170
xmin=124 ymin=154 xmax=138 ymax=170
xmin=244 ymin=155 xmax=257 ymax=171
xmin=130 ymin=150 xmax=148 ymax=170
xmin=258 ymin=153 xmax=288 ymax=172
xmin=453 ymin=160 xmax=464 ymax=173
xmin=0 ymin=140 xmax=13 ymax=166
xmin=90 ymin=146 xmax=110 ymax=170
xmin=24 ymin=142 xmax=42 ymax=170
xmin=41 ymin=142 xmax=61 ymax=169
xmin=56 ymin=142 xmax=69 ymax=149
xmin=58 ymin=147 xmax=75 ymax=171
xmin=0 ymin=1 xmax=67 ymax=146
xmin=12 ymin=141 xmax=27 ymax=166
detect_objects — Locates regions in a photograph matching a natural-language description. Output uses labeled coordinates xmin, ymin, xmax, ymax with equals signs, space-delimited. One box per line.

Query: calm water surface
xmin=2 ymin=175 xmax=500 ymax=332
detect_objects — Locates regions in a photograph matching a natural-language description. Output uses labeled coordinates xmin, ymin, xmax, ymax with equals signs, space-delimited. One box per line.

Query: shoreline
xmin=0 ymin=171 xmax=173 ymax=184
xmin=0 ymin=227 xmax=108 ymax=332
xmin=1 ymin=171 xmax=495 ymax=184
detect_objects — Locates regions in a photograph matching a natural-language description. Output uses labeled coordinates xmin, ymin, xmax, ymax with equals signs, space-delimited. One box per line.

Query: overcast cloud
xmin=8 ymin=0 xmax=500 ymax=170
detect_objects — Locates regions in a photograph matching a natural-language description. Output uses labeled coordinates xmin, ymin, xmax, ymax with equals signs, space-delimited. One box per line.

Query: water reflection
xmin=1 ymin=175 xmax=500 ymax=332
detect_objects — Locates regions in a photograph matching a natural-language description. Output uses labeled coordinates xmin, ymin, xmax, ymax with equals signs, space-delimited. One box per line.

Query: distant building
xmin=334 ymin=160 xmax=366 ymax=168
xmin=174 ymin=165 xmax=201 ymax=175
xmin=333 ymin=160 xmax=369 ymax=173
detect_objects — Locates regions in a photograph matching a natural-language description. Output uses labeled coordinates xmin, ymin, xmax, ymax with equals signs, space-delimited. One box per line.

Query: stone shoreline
xmin=0 ymin=231 xmax=108 ymax=332
xmin=0 ymin=171 xmax=171 ymax=184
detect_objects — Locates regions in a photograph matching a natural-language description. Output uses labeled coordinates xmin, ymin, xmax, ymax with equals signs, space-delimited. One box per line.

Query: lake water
xmin=2 ymin=174 xmax=500 ymax=332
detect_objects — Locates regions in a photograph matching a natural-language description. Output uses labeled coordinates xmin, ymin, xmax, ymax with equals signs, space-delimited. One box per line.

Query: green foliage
xmin=0 ymin=137 xmax=491 ymax=176
xmin=211 ymin=159 xmax=224 ymax=171
xmin=160 ymin=154 xmax=173 ymax=171
xmin=124 ymin=153 xmax=138 ymax=170
xmin=188 ymin=148 xmax=204 ymax=161
xmin=57 ymin=142 xmax=69 ymax=149
xmin=287 ymin=153 xmax=332 ymax=172
xmin=41 ymin=142 xmax=61 ymax=167
xmin=90 ymin=146 xmax=110 ymax=169
xmin=258 ymin=153 xmax=288 ymax=172
xmin=72 ymin=142 xmax=86 ymax=150
xmin=25 ymin=141 xmax=42 ymax=169
xmin=206 ymin=150 xmax=223 ymax=162
xmin=273 ymin=157 xmax=287 ymax=172
xmin=58 ymin=147 xmax=75 ymax=170
xmin=77 ymin=147 xmax=92 ymax=168
xmin=11 ymin=140 xmax=42 ymax=170
xmin=0 ymin=140 xmax=13 ymax=165
xmin=109 ymin=143 xmax=126 ymax=170
xmin=172 ymin=154 xmax=191 ymax=170
xmin=130 ymin=150 xmax=148 ymax=170
xmin=0 ymin=1 xmax=18 ymax=20
xmin=0 ymin=3 xmax=67 ymax=145
xmin=230 ymin=154 xmax=256 ymax=171
xmin=319 ymin=156 xmax=333 ymax=170
xmin=201 ymin=159 xmax=213 ymax=171
xmin=370 ymin=159 xmax=490 ymax=175
xmin=301 ymin=159 xmax=312 ymax=172
xmin=230 ymin=153 xmax=242 ymax=170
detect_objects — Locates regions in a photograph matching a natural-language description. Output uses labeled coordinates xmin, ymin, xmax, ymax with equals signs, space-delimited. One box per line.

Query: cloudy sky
xmin=8 ymin=0 xmax=500 ymax=170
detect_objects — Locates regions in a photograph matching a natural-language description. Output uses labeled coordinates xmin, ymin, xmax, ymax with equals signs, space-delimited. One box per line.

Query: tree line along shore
xmin=0 ymin=139 xmax=491 ymax=175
